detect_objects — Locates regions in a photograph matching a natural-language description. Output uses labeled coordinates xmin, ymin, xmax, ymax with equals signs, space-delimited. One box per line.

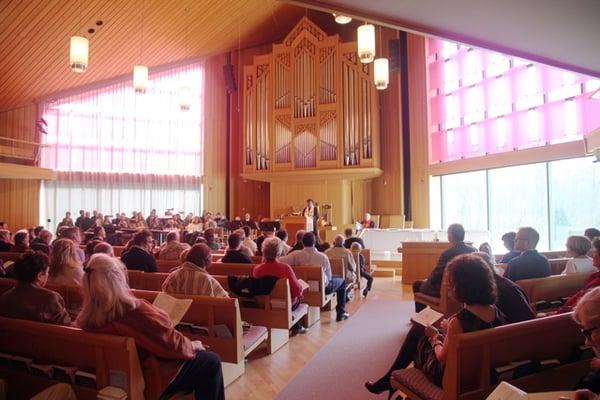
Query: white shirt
xmin=243 ymin=238 xmax=257 ymax=255
xmin=279 ymin=246 xmax=332 ymax=285
xmin=562 ymin=256 xmax=595 ymax=275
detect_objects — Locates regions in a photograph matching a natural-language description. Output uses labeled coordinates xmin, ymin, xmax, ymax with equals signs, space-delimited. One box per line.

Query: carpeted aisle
xmin=275 ymin=300 xmax=414 ymax=400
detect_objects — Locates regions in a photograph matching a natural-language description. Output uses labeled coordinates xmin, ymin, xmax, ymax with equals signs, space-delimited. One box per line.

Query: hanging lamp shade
xmin=357 ymin=24 xmax=375 ymax=64
xmin=133 ymin=65 xmax=149 ymax=93
xmin=333 ymin=14 xmax=352 ymax=24
xmin=374 ymin=58 xmax=389 ymax=90
xmin=179 ymin=86 xmax=192 ymax=111
xmin=70 ymin=36 xmax=89 ymax=73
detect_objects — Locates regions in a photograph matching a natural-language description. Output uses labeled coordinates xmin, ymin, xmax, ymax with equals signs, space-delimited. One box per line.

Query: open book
xmin=298 ymin=279 xmax=310 ymax=292
xmin=486 ymin=381 xmax=573 ymax=400
xmin=153 ymin=292 xmax=192 ymax=326
xmin=410 ymin=306 xmax=444 ymax=327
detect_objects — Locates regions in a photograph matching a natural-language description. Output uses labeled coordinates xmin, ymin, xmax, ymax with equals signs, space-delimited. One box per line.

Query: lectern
xmin=282 ymin=215 xmax=311 ymax=245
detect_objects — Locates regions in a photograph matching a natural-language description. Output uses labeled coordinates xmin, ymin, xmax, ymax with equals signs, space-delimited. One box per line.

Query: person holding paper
xmin=77 ymin=254 xmax=225 ymax=400
xmin=365 ymin=254 xmax=506 ymax=395
xmin=162 ymin=244 xmax=229 ymax=298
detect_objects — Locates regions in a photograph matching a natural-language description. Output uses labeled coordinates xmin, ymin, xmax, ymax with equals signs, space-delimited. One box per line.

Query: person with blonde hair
xmin=162 ymin=243 xmax=228 ymax=297
xmin=563 ymin=235 xmax=594 ymax=275
xmin=48 ymin=238 xmax=84 ymax=286
xmin=77 ymin=254 xmax=224 ymax=400
xmin=557 ymin=238 xmax=600 ymax=314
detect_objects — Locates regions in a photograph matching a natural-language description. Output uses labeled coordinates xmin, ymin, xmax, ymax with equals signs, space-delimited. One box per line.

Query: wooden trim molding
xmin=428 ymin=140 xmax=587 ymax=176
xmin=0 ymin=162 xmax=55 ymax=180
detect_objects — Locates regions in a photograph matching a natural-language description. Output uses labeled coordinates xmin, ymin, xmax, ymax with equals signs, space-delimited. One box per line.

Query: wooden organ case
xmin=242 ymin=17 xmax=381 ymax=177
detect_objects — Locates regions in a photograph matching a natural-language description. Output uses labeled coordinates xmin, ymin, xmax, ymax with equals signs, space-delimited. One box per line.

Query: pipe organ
xmin=243 ymin=17 xmax=380 ymax=175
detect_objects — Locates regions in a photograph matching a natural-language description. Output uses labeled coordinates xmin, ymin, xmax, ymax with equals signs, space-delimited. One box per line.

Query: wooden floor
xmin=225 ymin=277 xmax=413 ymax=399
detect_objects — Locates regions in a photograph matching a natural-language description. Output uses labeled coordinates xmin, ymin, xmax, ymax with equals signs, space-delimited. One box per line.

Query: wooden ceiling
xmin=0 ymin=0 xmax=342 ymax=110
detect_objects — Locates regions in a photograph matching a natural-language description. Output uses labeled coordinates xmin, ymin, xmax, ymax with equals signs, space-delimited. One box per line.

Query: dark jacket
xmin=500 ymin=250 xmax=521 ymax=264
xmin=221 ymin=249 xmax=253 ymax=264
xmin=344 ymin=237 xmax=365 ymax=250
xmin=0 ymin=283 xmax=71 ymax=325
xmin=494 ymin=274 xmax=535 ymax=323
xmin=0 ymin=241 xmax=12 ymax=252
xmin=505 ymin=250 xmax=550 ymax=282
xmin=121 ymin=246 xmax=158 ymax=273
xmin=423 ymin=241 xmax=477 ymax=296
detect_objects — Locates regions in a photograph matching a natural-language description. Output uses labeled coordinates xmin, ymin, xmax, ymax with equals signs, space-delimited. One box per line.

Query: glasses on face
xmin=581 ymin=326 xmax=599 ymax=341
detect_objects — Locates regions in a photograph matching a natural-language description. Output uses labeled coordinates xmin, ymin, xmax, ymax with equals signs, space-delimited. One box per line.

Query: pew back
xmin=127 ymin=271 xmax=169 ymax=291
xmin=517 ymin=272 xmax=592 ymax=310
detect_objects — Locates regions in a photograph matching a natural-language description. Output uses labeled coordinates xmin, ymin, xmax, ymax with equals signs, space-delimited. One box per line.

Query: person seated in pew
xmin=203 ymin=228 xmax=221 ymax=251
xmin=48 ymin=238 xmax=84 ymax=286
xmin=59 ymin=227 xmax=85 ymax=263
xmin=290 ymin=229 xmax=305 ymax=253
xmin=10 ymin=230 xmax=30 ymax=253
xmin=563 ymin=235 xmax=595 ymax=275
xmin=89 ymin=226 xmax=106 ymax=243
xmin=585 ymin=228 xmax=600 ymax=243
xmin=241 ymin=225 xmax=257 ymax=255
xmin=571 ymin=287 xmax=600 ymax=399
xmin=93 ymin=241 xmax=115 ymax=257
xmin=478 ymin=242 xmax=493 ymax=258
xmin=351 ymin=242 xmax=374 ymax=298
xmin=504 ymin=227 xmax=550 ymax=282
xmin=253 ymin=237 xmax=307 ymax=334
xmin=77 ymin=254 xmax=225 ymax=400
xmin=0 ymin=251 xmax=71 ymax=326
xmin=121 ymin=229 xmax=158 ymax=273
xmin=254 ymin=230 xmax=274 ymax=257
xmin=220 ymin=232 xmax=253 ymax=264
xmin=556 ymin=238 xmax=600 ymax=314
xmin=162 ymin=243 xmax=228 ymax=298
xmin=186 ymin=216 xmax=204 ymax=234
xmin=413 ymin=223 xmax=477 ymax=311
xmin=280 ymin=232 xmax=350 ymax=321
xmin=0 ymin=229 xmax=12 ymax=252
xmin=325 ymin=234 xmax=357 ymax=287
xmin=500 ymin=231 xmax=521 ymax=263
xmin=159 ymin=231 xmax=191 ymax=261
xmin=275 ymin=229 xmax=292 ymax=255
xmin=85 ymin=239 xmax=103 ymax=261
xmin=30 ymin=229 xmax=52 ymax=255
xmin=365 ymin=254 xmax=507 ymax=395
xmin=343 ymin=227 xmax=365 ymax=250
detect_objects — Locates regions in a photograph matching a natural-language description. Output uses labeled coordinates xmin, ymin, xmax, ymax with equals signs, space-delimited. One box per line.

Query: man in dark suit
xmin=412 ymin=223 xmax=476 ymax=311
xmin=504 ymin=227 xmax=550 ymax=282
xmin=343 ymin=228 xmax=366 ymax=250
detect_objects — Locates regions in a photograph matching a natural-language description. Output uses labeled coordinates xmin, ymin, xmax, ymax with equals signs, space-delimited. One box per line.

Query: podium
xmin=282 ymin=216 xmax=311 ymax=245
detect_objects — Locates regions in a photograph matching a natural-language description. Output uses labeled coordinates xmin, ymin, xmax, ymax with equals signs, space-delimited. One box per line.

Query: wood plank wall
xmin=407 ymin=34 xmax=430 ymax=228
xmin=203 ymin=54 xmax=228 ymax=214
xmin=371 ymin=29 xmax=404 ymax=217
xmin=0 ymin=179 xmax=40 ymax=230
xmin=0 ymin=104 xmax=38 ymax=165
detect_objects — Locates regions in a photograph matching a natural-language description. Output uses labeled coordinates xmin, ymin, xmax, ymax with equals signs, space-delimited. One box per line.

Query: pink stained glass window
xmin=427 ymin=38 xmax=600 ymax=164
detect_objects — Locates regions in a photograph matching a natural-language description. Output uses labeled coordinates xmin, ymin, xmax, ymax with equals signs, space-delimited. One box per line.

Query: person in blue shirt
xmin=504 ymin=227 xmax=550 ymax=282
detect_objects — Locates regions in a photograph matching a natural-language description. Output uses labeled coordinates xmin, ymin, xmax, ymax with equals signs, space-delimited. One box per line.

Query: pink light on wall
xmin=427 ymin=38 xmax=600 ymax=164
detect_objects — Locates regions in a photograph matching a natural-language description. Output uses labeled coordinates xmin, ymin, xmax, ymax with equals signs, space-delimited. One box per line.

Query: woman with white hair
xmin=253 ymin=237 xmax=304 ymax=307
xmin=563 ymin=235 xmax=594 ymax=275
xmin=571 ymin=287 xmax=600 ymax=399
xmin=76 ymin=254 xmax=224 ymax=400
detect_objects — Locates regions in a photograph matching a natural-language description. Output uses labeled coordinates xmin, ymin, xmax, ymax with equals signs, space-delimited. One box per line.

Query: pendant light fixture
xmin=373 ymin=27 xmax=389 ymax=90
xmin=69 ymin=36 xmax=89 ymax=72
xmin=133 ymin=0 xmax=148 ymax=93
xmin=333 ymin=14 xmax=352 ymax=24
xmin=357 ymin=23 xmax=375 ymax=64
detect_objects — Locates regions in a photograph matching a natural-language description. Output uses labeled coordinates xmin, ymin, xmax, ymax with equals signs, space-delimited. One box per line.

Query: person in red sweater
xmin=253 ymin=236 xmax=307 ymax=333
xmin=557 ymin=237 xmax=600 ymax=314
xmin=76 ymin=253 xmax=224 ymax=400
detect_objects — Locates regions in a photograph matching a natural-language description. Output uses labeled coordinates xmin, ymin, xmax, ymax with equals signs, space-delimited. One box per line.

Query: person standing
xmin=302 ymin=198 xmax=320 ymax=235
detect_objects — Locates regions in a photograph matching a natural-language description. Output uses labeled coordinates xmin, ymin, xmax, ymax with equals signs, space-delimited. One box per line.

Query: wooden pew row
xmin=413 ymin=269 xmax=461 ymax=317
xmin=131 ymin=289 xmax=267 ymax=386
xmin=0 ymin=277 xmax=267 ymax=387
xmin=0 ymin=316 xmax=147 ymax=400
xmin=207 ymin=262 xmax=333 ymax=326
xmin=392 ymin=313 xmax=588 ymax=400
xmin=495 ymin=250 xmax=568 ymax=263
xmin=212 ymin=275 xmax=308 ymax=354
xmin=516 ymin=272 xmax=592 ymax=311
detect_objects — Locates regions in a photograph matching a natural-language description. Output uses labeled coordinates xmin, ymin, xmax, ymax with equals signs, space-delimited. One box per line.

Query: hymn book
xmin=298 ymin=279 xmax=310 ymax=292
xmin=486 ymin=381 xmax=573 ymax=400
xmin=410 ymin=306 xmax=444 ymax=327
xmin=153 ymin=292 xmax=192 ymax=326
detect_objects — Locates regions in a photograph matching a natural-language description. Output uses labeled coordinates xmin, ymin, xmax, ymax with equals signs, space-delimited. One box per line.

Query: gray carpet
xmin=275 ymin=300 xmax=414 ymax=400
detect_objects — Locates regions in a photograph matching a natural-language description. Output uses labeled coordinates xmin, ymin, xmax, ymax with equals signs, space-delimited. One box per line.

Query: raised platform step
xmin=373 ymin=267 xmax=396 ymax=278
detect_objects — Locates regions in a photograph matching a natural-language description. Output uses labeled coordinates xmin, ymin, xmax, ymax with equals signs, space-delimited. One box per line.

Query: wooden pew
xmin=413 ymin=269 xmax=461 ymax=316
xmin=214 ymin=275 xmax=308 ymax=354
xmin=0 ymin=316 xmax=146 ymax=400
xmin=391 ymin=313 xmax=588 ymax=400
xmin=127 ymin=270 xmax=169 ymax=291
xmin=131 ymin=289 xmax=267 ymax=386
xmin=0 ymin=251 xmax=26 ymax=262
xmin=548 ymin=257 xmax=569 ymax=275
xmin=516 ymin=272 xmax=592 ymax=311
xmin=155 ymin=259 xmax=180 ymax=273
